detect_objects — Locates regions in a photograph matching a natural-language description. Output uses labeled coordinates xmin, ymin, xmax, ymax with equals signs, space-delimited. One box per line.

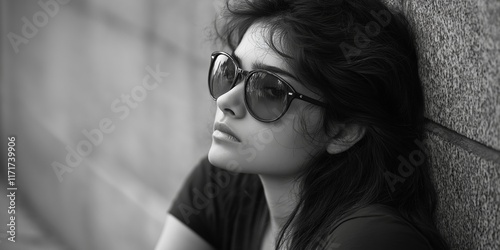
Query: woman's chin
xmin=208 ymin=145 xmax=244 ymax=173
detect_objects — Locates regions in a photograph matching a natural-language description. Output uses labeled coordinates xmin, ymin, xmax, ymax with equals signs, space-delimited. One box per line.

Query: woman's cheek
xmin=209 ymin=105 xmax=324 ymax=175
xmin=239 ymin=125 xmax=319 ymax=175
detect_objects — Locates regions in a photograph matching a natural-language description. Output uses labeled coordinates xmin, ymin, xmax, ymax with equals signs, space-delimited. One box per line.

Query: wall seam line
xmin=424 ymin=119 xmax=500 ymax=164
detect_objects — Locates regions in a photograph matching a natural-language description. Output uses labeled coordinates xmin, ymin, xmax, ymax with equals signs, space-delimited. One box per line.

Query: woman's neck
xmin=258 ymin=173 xmax=300 ymax=237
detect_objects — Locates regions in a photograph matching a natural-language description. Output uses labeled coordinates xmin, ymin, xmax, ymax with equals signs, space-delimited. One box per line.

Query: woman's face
xmin=208 ymin=22 xmax=327 ymax=178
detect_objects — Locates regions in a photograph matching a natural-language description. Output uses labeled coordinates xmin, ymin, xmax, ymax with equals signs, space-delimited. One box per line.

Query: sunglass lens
xmin=210 ymin=54 xmax=236 ymax=99
xmin=245 ymin=72 xmax=289 ymax=121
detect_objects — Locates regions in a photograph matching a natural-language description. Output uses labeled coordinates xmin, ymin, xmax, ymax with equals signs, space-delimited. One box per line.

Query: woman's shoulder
xmin=321 ymin=204 xmax=433 ymax=250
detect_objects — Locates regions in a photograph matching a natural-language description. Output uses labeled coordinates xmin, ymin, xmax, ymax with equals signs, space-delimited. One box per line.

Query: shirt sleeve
xmin=168 ymin=156 xmax=220 ymax=248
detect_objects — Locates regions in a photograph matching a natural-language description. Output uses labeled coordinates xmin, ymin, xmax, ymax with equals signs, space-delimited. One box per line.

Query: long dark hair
xmin=213 ymin=0 xmax=449 ymax=249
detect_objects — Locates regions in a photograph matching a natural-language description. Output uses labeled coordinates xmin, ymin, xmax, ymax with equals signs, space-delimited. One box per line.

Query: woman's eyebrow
xmin=251 ymin=62 xmax=299 ymax=81
xmin=232 ymin=51 xmax=299 ymax=81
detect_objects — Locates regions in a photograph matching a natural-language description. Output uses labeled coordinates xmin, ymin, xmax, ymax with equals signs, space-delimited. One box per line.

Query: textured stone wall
xmin=385 ymin=1 xmax=500 ymax=249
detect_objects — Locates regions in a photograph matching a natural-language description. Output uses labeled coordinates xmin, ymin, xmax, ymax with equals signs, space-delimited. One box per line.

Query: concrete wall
xmin=385 ymin=1 xmax=500 ymax=249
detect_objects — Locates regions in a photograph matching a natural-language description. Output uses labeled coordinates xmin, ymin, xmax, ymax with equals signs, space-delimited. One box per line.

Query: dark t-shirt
xmin=168 ymin=156 xmax=433 ymax=250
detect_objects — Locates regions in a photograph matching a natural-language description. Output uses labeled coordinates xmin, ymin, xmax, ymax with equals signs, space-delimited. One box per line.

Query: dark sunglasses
xmin=208 ymin=51 xmax=326 ymax=122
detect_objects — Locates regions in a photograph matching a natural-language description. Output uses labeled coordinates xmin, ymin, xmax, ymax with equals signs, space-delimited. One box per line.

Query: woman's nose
xmin=216 ymin=81 xmax=246 ymax=119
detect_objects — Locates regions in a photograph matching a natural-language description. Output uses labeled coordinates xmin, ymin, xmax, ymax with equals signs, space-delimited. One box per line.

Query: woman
xmin=155 ymin=0 xmax=449 ymax=249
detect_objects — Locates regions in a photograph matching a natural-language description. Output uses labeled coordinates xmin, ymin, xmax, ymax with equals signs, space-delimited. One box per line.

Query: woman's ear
xmin=326 ymin=123 xmax=366 ymax=154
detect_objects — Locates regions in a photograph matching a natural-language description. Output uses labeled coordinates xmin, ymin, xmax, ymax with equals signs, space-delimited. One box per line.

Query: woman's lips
xmin=213 ymin=129 xmax=240 ymax=142
xmin=213 ymin=122 xmax=241 ymax=142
